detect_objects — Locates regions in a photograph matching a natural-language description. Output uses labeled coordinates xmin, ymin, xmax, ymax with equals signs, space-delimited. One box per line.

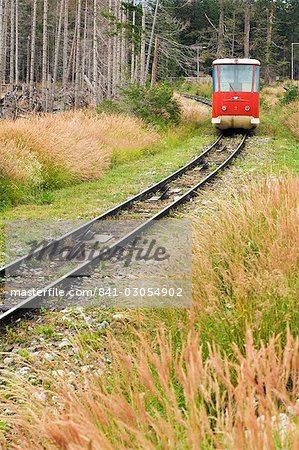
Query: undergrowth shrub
xmin=97 ymin=83 xmax=182 ymax=127
xmin=281 ymin=83 xmax=299 ymax=104
xmin=179 ymin=80 xmax=213 ymax=99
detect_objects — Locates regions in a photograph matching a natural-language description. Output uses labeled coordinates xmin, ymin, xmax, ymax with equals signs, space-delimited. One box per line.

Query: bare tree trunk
xmin=0 ymin=0 xmax=3 ymax=95
xmin=9 ymin=0 xmax=15 ymax=90
xmin=145 ymin=0 xmax=159 ymax=84
xmin=2 ymin=0 xmax=8 ymax=86
xmin=130 ymin=0 xmax=135 ymax=82
xmin=244 ymin=0 xmax=250 ymax=58
xmin=150 ymin=35 xmax=159 ymax=87
xmin=66 ymin=19 xmax=77 ymax=82
xmin=74 ymin=0 xmax=81 ymax=107
xmin=15 ymin=0 xmax=19 ymax=85
xmin=112 ymin=0 xmax=118 ymax=96
xmin=82 ymin=0 xmax=88 ymax=82
xmin=29 ymin=0 xmax=37 ymax=105
xmin=63 ymin=0 xmax=68 ymax=92
xmin=134 ymin=52 xmax=139 ymax=81
xmin=107 ymin=0 xmax=112 ymax=97
xmin=217 ymin=0 xmax=225 ymax=58
xmin=116 ymin=0 xmax=121 ymax=89
xmin=140 ymin=0 xmax=146 ymax=85
xmin=120 ymin=6 xmax=126 ymax=83
xmin=53 ymin=0 xmax=64 ymax=86
xmin=42 ymin=0 xmax=48 ymax=110
xmin=231 ymin=11 xmax=236 ymax=56
xmin=92 ymin=0 xmax=97 ymax=103
xmin=265 ymin=1 xmax=273 ymax=84
xmin=26 ymin=34 xmax=30 ymax=84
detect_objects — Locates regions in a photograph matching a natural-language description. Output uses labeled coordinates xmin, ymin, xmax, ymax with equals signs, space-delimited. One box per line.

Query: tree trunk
xmin=231 ymin=11 xmax=236 ymax=56
xmin=107 ymin=0 xmax=112 ymax=97
xmin=63 ymin=0 xmax=68 ymax=96
xmin=53 ymin=0 xmax=64 ymax=86
xmin=15 ymin=0 xmax=18 ymax=85
xmin=82 ymin=0 xmax=88 ymax=83
xmin=150 ymin=35 xmax=159 ymax=87
xmin=145 ymin=0 xmax=159 ymax=84
xmin=116 ymin=0 xmax=121 ymax=89
xmin=140 ymin=0 xmax=146 ymax=85
xmin=265 ymin=1 xmax=273 ymax=84
xmin=29 ymin=0 xmax=37 ymax=105
xmin=131 ymin=0 xmax=135 ymax=82
xmin=120 ymin=6 xmax=126 ymax=83
xmin=9 ymin=0 xmax=15 ymax=90
xmin=66 ymin=19 xmax=77 ymax=83
xmin=74 ymin=0 xmax=81 ymax=108
xmin=26 ymin=34 xmax=30 ymax=84
xmin=92 ymin=0 xmax=97 ymax=103
xmin=42 ymin=0 xmax=48 ymax=110
xmin=244 ymin=0 xmax=250 ymax=58
xmin=112 ymin=0 xmax=118 ymax=96
xmin=0 ymin=0 xmax=3 ymax=95
xmin=2 ymin=0 xmax=8 ymax=86
xmin=217 ymin=0 xmax=225 ymax=58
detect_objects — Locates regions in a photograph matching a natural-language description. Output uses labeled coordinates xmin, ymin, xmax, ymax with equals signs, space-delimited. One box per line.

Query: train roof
xmin=212 ymin=58 xmax=261 ymax=66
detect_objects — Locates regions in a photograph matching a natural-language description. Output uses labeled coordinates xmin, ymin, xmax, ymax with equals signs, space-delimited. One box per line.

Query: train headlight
xmin=222 ymin=106 xmax=227 ymax=111
xmin=245 ymin=106 xmax=250 ymax=111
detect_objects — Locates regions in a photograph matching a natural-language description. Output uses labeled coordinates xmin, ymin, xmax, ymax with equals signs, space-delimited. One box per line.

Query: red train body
xmin=211 ymin=58 xmax=261 ymax=130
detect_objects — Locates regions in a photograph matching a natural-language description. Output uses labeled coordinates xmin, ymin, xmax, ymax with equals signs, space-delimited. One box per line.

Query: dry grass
xmin=284 ymin=101 xmax=299 ymax=140
xmin=1 ymin=177 xmax=299 ymax=448
xmin=192 ymin=176 xmax=299 ymax=349
xmin=0 ymin=111 xmax=158 ymax=192
xmin=1 ymin=329 xmax=298 ymax=449
xmin=175 ymin=94 xmax=208 ymax=123
xmin=261 ymin=85 xmax=285 ymax=107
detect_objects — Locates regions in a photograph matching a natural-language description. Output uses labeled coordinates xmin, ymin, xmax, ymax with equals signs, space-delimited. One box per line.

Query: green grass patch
xmin=0 ymin=121 xmax=212 ymax=221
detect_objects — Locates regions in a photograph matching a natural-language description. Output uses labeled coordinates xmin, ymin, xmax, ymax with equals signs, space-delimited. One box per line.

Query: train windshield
xmin=213 ymin=64 xmax=260 ymax=93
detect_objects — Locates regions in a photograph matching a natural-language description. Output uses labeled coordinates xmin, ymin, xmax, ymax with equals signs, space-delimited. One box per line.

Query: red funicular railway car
xmin=212 ymin=58 xmax=260 ymax=130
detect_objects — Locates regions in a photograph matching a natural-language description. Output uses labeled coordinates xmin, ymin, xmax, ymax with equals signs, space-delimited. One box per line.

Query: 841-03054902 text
xmin=9 ymin=286 xmax=184 ymax=299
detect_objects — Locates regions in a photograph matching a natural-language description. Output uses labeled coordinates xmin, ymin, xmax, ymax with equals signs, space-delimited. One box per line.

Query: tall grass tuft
xmin=1 ymin=329 xmax=298 ymax=449
xmin=0 ymin=111 xmax=158 ymax=207
xmin=284 ymin=101 xmax=299 ymax=140
xmin=175 ymin=93 xmax=208 ymax=124
xmin=192 ymin=176 xmax=299 ymax=353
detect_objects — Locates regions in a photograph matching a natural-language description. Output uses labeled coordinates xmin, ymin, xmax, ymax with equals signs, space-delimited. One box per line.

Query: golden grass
xmin=284 ymin=101 xmax=299 ymax=140
xmin=0 ymin=111 xmax=158 ymax=187
xmin=1 ymin=177 xmax=299 ymax=448
xmin=175 ymin=94 xmax=208 ymax=123
xmin=192 ymin=176 xmax=299 ymax=346
xmin=1 ymin=329 xmax=298 ymax=449
xmin=261 ymin=85 xmax=285 ymax=107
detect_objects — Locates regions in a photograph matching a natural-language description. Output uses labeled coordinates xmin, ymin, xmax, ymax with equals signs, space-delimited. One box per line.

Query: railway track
xmin=181 ymin=93 xmax=212 ymax=107
xmin=0 ymin=132 xmax=247 ymax=324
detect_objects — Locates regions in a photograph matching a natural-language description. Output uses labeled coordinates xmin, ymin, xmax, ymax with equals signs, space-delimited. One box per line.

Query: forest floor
xmin=0 ymin=85 xmax=299 ymax=448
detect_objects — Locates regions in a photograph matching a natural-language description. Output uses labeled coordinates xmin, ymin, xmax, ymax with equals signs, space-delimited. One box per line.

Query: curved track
xmin=181 ymin=93 xmax=212 ymax=107
xmin=0 ymin=133 xmax=247 ymax=324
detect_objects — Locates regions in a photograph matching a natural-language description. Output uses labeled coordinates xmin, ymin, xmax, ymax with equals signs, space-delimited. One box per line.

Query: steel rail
xmin=181 ymin=93 xmax=212 ymax=107
xmin=0 ymin=134 xmax=223 ymax=279
xmin=0 ymin=133 xmax=247 ymax=324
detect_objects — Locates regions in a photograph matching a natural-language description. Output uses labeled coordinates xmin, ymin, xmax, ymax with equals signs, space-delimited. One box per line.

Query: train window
xmin=213 ymin=66 xmax=219 ymax=92
xmin=221 ymin=65 xmax=253 ymax=92
xmin=254 ymin=66 xmax=260 ymax=92
xmin=213 ymin=64 xmax=260 ymax=93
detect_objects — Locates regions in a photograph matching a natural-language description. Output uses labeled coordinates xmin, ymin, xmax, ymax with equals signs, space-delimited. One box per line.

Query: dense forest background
xmin=0 ymin=0 xmax=298 ymax=111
